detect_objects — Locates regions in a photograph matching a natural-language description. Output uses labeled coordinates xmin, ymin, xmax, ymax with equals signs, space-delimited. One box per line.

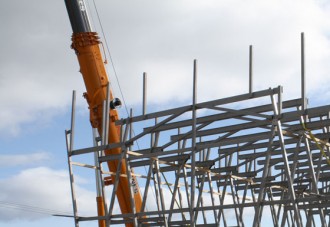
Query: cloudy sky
xmin=1 ymin=0 xmax=330 ymax=226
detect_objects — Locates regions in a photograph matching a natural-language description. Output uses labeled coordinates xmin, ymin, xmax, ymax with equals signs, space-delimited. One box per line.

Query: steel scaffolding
xmin=65 ymin=82 xmax=330 ymax=226
xmin=65 ymin=35 xmax=330 ymax=227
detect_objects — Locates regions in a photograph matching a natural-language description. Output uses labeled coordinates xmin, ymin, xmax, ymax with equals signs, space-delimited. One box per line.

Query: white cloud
xmin=0 ymin=166 xmax=278 ymax=224
xmin=0 ymin=1 xmax=86 ymax=137
xmin=1 ymin=1 xmax=330 ymax=134
xmin=0 ymin=167 xmax=97 ymax=221
xmin=0 ymin=152 xmax=50 ymax=168
xmin=0 ymin=2 xmax=329 ymax=227
xmin=95 ymin=0 xmax=330 ymax=106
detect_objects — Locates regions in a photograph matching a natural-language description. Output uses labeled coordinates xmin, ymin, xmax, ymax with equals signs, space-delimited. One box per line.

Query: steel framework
xmin=65 ymin=36 xmax=330 ymax=227
xmin=65 ymin=85 xmax=330 ymax=226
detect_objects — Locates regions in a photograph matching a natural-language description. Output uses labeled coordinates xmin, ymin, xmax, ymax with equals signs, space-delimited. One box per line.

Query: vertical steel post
xmin=217 ymin=177 xmax=229 ymax=226
xmin=143 ymin=72 xmax=147 ymax=115
xmin=207 ymin=172 xmax=218 ymax=225
xmin=168 ymin=164 xmax=184 ymax=222
xmin=108 ymin=151 xmax=124 ymax=222
xmin=70 ymin=91 xmax=76 ymax=151
xmin=302 ymin=136 xmax=327 ymax=225
xmin=97 ymin=159 xmax=109 ymax=227
xmin=100 ymin=99 xmax=110 ymax=226
xmin=252 ymin=125 xmax=276 ymax=227
xmin=93 ymin=128 xmax=102 ymax=197
xmin=190 ymin=59 xmax=197 ymax=226
xmin=93 ymin=128 xmax=106 ymax=227
xmin=140 ymin=161 xmax=153 ymax=214
xmin=153 ymin=167 xmax=162 ymax=217
xmin=125 ymin=152 xmax=138 ymax=226
xmin=129 ymin=108 xmax=133 ymax=151
xmin=194 ymin=172 xmax=207 ymax=224
xmin=155 ymin=160 xmax=168 ymax=226
xmin=229 ymin=178 xmax=242 ymax=227
xmin=66 ymin=90 xmax=79 ymax=227
xmin=249 ymin=45 xmax=253 ymax=94
xmin=183 ymin=166 xmax=191 ymax=209
xmin=301 ymin=32 xmax=306 ymax=110
xmin=276 ymin=119 xmax=302 ymax=226
xmin=104 ymin=83 xmax=111 ymax=145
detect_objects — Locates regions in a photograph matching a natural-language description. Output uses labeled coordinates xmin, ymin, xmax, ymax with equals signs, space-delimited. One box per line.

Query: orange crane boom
xmin=64 ymin=1 xmax=143 ymax=226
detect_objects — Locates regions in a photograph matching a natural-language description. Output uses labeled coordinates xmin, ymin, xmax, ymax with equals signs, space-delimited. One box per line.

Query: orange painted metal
xmin=71 ymin=32 xmax=143 ymax=226
xmin=96 ymin=196 xmax=106 ymax=227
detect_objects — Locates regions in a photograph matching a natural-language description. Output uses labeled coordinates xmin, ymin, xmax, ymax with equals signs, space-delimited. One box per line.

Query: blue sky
xmin=1 ymin=0 xmax=330 ymax=227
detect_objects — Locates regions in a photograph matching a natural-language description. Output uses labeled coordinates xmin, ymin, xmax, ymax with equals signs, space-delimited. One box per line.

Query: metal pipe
xmin=249 ymin=45 xmax=253 ymax=94
xmin=252 ymin=125 xmax=276 ymax=227
xmin=301 ymin=32 xmax=306 ymax=110
xmin=125 ymin=153 xmax=138 ymax=227
xmin=66 ymin=90 xmax=79 ymax=227
xmin=102 ymin=100 xmax=107 ymax=146
xmin=140 ymin=161 xmax=153 ymax=214
xmin=98 ymin=157 xmax=109 ymax=227
xmin=129 ymin=108 xmax=133 ymax=151
xmin=69 ymin=90 xmax=76 ymax=151
xmin=278 ymin=86 xmax=283 ymax=115
xmin=275 ymin=118 xmax=303 ymax=226
xmin=155 ymin=160 xmax=168 ymax=227
xmin=100 ymin=100 xmax=109 ymax=227
xmin=108 ymin=152 xmax=125 ymax=222
xmin=104 ymin=83 xmax=111 ymax=145
xmin=143 ymin=72 xmax=147 ymax=115
xmin=93 ymin=128 xmax=102 ymax=197
xmin=190 ymin=59 xmax=197 ymax=226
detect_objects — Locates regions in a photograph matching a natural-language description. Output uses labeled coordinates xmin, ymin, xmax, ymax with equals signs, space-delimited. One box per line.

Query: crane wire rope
xmin=0 ymin=200 xmax=73 ymax=217
xmin=90 ymin=0 xmax=130 ymax=118
xmin=89 ymin=0 xmax=161 ymax=212
xmin=86 ymin=2 xmax=190 ymax=214
xmin=85 ymin=0 xmax=117 ymax=99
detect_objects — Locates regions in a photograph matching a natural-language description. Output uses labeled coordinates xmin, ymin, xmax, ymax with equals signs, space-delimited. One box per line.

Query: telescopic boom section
xmin=64 ymin=0 xmax=143 ymax=225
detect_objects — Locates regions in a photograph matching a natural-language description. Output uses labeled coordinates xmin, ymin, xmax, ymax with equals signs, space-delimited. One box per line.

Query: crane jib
xmin=64 ymin=1 xmax=143 ymax=226
xmin=64 ymin=0 xmax=92 ymax=33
